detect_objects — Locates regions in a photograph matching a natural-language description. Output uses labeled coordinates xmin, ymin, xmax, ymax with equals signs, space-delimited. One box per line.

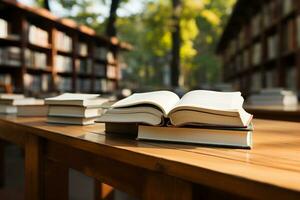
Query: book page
xmin=46 ymin=93 xmax=99 ymax=101
xmin=112 ymin=91 xmax=180 ymax=116
xmin=172 ymin=90 xmax=244 ymax=113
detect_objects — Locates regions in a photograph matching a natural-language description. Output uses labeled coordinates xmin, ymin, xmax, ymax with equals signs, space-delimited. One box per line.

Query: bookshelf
xmin=217 ymin=0 xmax=300 ymax=96
xmin=0 ymin=0 xmax=131 ymax=96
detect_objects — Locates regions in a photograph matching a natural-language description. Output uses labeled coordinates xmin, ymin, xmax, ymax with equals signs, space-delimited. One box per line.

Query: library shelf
xmin=57 ymin=50 xmax=72 ymax=57
xmin=57 ymin=72 xmax=73 ymax=77
xmin=0 ymin=37 xmax=21 ymax=46
xmin=78 ymin=73 xmax=93 ymax=78
xmin=26 ymin=67 xmax=52 ymax=74
xmin=217 ymin=0 xmax=300 ymax=95
xmin=0 ymin=0 xmax=131 ymax=95
xmin=27 ymin=43 xmax=52 ymax=53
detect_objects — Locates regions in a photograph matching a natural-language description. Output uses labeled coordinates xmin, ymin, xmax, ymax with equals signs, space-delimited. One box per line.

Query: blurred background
xmin=0 ymin=0 xmax=236 ymax=98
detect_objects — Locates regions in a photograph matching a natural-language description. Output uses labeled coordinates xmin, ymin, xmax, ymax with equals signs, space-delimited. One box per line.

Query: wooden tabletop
xmin=0 ymin=115 xmax=300 ymax=199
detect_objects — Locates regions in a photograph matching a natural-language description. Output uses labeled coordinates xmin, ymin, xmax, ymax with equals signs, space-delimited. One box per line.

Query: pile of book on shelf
xmin=76 ymin=79 xmax=91 ymax=93
xmin=94 ymin=47 xmax=115 ymax=63
xmin=0 ymin=47 xmax=21 ymax=66
xmin=0 ymin=74 xmax=12 ymax=89
xmin=94 ymin=63 xmax=106 ymax=77
xmin=25 ymin=49 xmax=47 ymax=69
xmin=267 ymin=34 xmax=278 ymax=60
xmin=0 ymin=94 xmax=47 ymax=115
xmin=56 ymin=55 xmax=72 ymax=73
xmin=78 ymin=42 xmax=88 ymax=56
xmin=0 ymin=18 xmax=8 ymax=38
xmin=45 ymin=93 xmax=109 ymax=125
xmin=56 ymin=31 xmax=72 ymax=52
xmin=107 ymin=65 xmax=117 ymax=79
xmin=247 ymin=88 xmax=298 ymax=106
xmin=24 ymin=74 xmax=50 ymax=93
xmin=77 ymin=59 xmax=92 ymax=75
xmin=57 ymin=77 xmax=72 ymax=92
xmin=96 ymin=90 xmax=254 ymax=149
xmin=94 ymin=79 xmax=107 ymax=92
xmin=28 ymin=24 xmax=48 ymax=47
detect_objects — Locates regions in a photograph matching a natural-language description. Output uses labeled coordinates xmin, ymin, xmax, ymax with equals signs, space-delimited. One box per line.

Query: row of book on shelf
xmin=230 ymin=65 xmax=297 ymax=93
xmin=0 ymin=90 xmax=254 ymax=149
xmin=0 ymin=17 xmax=116 ymax=61
xmin=0 ymin=47 xmax=117 ymax=79
xmin=225 ymin=15 xmax=300 ymax=69
xmin=0 ymin=72 xmax=115 ymax=93
xmin=227 ymin=0 xmax=296 ymax=58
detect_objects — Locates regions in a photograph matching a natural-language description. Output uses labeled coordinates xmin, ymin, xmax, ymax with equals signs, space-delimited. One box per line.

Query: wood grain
xmin=24 ymin=134 xmax=43 ymax=200
xmin=0 ymin=116 xmax=300 ymax=199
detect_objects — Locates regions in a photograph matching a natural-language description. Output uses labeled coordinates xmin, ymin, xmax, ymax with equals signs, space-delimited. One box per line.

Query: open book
xmin=96 ymin=90 xmax=253 ymax=127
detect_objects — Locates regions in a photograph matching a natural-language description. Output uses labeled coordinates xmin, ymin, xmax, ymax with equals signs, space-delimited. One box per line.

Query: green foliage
xmin=34 ymin=0 xmax=236 ymax=89
xmin=118 ymin=0 xmax=236 ymax=89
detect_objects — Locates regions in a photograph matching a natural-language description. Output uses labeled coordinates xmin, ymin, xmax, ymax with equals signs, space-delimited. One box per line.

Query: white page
xmin=112 ymin=91 xmax=180 ymax=116
xmin=46 ymin=93 xmax=100 ymax=101
xmin=173 ymin=90 xmax=244 ymax=112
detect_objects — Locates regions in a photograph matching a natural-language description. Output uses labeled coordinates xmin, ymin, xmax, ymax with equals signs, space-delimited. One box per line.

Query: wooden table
xmin=0 ymin=116 xmax=300 ymax=199
xmin=245 ymin=105 xmax=300 ymax=122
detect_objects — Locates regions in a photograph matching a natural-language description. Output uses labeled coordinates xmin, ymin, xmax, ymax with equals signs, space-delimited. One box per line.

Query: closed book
xmin=47 ymin=116 xmax=96 ymax=125
xmin=0 ymin=97 xmax=36 ymax=106
xmin=48 ymin=105 xmax=104 ymax=118
xmin=138 ymin=125 xmax=253 ymax=149
xmin=17 ymin=105 xmax=48 ymax=117
xmin=45 ymin=93 xmax=108 ymax=107
xmin=0 ymin=105 xmax=17 ymax=114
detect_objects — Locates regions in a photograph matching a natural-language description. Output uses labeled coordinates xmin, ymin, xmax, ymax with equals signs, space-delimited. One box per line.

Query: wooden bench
xmin=0 ymin=116 xmax=299 ymax=199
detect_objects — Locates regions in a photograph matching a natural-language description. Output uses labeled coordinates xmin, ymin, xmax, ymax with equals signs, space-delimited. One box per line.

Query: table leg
xmin=143 ymin=173 xmax=193 ymax=200
xmin=0 ymin=140 xmax=5 ymax=188
xmin=44 ymin=159 xmax=68 ymax=200
xmin=94 ymin=180 xmax=114 ymax=200
xmin=24 ymin=135 xmax=43 ymax=200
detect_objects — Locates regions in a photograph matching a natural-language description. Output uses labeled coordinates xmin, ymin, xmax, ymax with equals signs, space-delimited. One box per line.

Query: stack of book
xmin=248 ymin=88 xmax=298 ymax=106
xmin=96 ymin=90 xmax=254 ymax=149
xmin=17 ymin=99 xmax=48 ymax=117
xmin=0 ymin=94 xmax=38 ymax=114
xmin=45 ymin=93 xmax=109 ymax=125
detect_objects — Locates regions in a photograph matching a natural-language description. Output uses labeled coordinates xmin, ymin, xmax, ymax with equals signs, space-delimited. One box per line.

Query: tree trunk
xmin=44 ymin=0 xmax=50 ymax=11
xmin=170 ymin=0 xmax=181 ymax=88
xmin=106 ymin=0 xmax=121 ymax=37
